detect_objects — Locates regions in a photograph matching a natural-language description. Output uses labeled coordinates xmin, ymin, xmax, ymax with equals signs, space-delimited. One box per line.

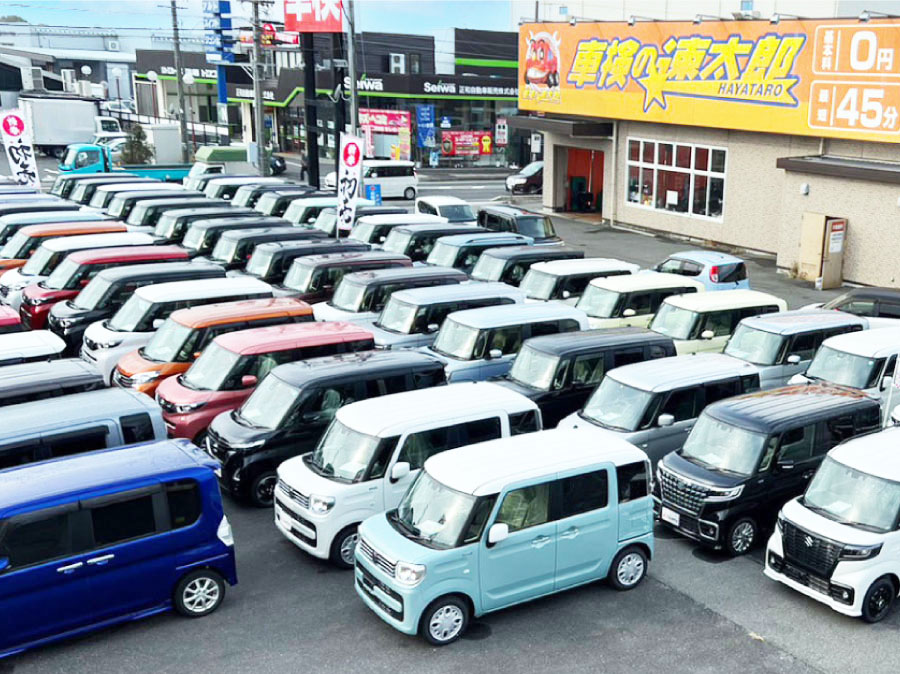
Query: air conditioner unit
xmin=26 ymin=67 xmax=43 ymax=90
xmin=61 ymin=68 xmax=77 ymax=92
xmin=389 ymin=53 xmax=406 ymax=74
xmin=78 ymin=80 xmax=93 ymax=97
xmin=106 ymin=39 xmax=119 ymax=51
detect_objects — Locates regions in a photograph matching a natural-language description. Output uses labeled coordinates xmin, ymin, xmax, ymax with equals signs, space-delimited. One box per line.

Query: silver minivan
xmin=558 ymin=353 xmax=760 ymax=465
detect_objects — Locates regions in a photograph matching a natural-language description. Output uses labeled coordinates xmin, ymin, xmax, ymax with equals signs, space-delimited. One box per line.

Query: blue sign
xmin=416 ymin=105 xmax=436 ymax=148
xmin=203 ymin=0 xmax=234 ymax=64
xmin=365 ymin=184 xmax=382 ymax=205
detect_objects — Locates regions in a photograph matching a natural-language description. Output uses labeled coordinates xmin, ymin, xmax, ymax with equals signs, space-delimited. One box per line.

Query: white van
xmin=765 ymin=427 xmax=900 ymax=623
xmin=520 ymin=258 xmax=640 ymax=305
xmin=350 ymin=213 xmax=448 ymax=247
xmin=578 ymin=271 xmax=706 ymax=329
xmin=284 ymin=196 xmax=375 ymax=226
xmin=274 ymin=381 xmax=541 ymax=567
xmin=415 ymin=196 xmax=476 ymax=225
xmin=0 ymin=330 xmax=65 ymax=367
xmin=789 ymin=327 xmax=900 ymax=419
xmin=649 ymin=289 xmax=787 ymax=355
xmin=88 ymin=182 xmax=184 ymax=212
xmin=81 ymin=277 xmax=273 ymax=383
xmin=326 ymin=160 xmax=418 ymax=200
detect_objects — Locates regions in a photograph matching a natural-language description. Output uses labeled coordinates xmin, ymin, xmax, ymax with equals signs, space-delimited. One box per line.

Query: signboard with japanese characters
xmin=0 ymin=109 xmax=39 ymax=188
xmin=284 ymin=0 xmax=344 ymax=33
xmin=495 ymin=117 xmax=509 ymax=145
xmin=441 ymin=131 xmax=493 ymax=156
xmin=203 ymin=0 xmax=234 ymax=64
xmin=336 ymin=133 xmax=364 ymax=234
xmin=519 ymin=18 xmax=900 ymax=142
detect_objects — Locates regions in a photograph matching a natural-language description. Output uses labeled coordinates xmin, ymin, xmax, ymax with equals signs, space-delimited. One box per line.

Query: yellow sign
xmin=519 ymin=19 xmax=900 ymax=142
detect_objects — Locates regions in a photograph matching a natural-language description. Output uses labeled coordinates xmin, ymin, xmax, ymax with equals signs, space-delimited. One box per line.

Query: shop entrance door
xmin=566 ymin=148 xmax=603 ymax=212
xmin=798 ymin=212 xmax=847 ymax=290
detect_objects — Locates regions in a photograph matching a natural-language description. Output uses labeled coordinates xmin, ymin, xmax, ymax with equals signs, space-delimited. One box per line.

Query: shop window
xmin=409 ymin=53 xmax=421 ymax=74
xmin=626 ymin=137 xmax=726 ymax=220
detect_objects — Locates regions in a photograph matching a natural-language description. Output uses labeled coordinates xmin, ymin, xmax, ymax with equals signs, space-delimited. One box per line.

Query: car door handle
xmin=531 ymin=535 xmax=552 ymax=548
xmin=560 ymin=526 xmax=579 ymax=540
xmin=57 ymin=561 xmax=83 ymax=574
xmin=87 ymin=554 xmax=115 ymax=566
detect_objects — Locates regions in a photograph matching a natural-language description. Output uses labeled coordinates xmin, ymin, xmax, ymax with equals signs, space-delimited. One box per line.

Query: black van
xmin=50 ymin=172 xmax=136 ymax=199
xmin=0 ymin=202 xmax=81 ymax=219
xmin=205 ymin=351 xmax=447 ymax=506
xmin=152 ymin=206 xmax=258 ymax=244
xmin=477 ymin=205 xmax=562 ymax=245
xmin=47 ymin=261 xmax=226 ymax=352
xmin=496 ymin=328 xmax=677 ymax=427
xmin=470 ymin=244 xmax=585 ymax=285
xmin=181 ymin=216 xmax=293 ymax=256
xmin=69 ymin=177 xmax=156 ymax=204
xmin=233 ymin=183 xmax=316 ymax=209
xmin=0 ymin=358 xmax=104 ymax=406
xmin=237 ymin=239 xmax=371 ymax=284
xmin=382 ymin=223 xmax=486 ymax=262
xmin=106 ymin=190 xmax=205 ymax=221
xmin=205 ymin=226 xmax=318 ymax=270
xmin=126 ymin=196 xmax=224 ymax=229
xmin=656 ymin=384 xmax=882 ymax=556
xmin=255 ymin=189 xmax=332 ymax=217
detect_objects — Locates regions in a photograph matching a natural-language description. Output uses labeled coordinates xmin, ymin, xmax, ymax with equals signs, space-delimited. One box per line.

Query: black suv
xmin=477 ymin=206 xmax=561 ymax=245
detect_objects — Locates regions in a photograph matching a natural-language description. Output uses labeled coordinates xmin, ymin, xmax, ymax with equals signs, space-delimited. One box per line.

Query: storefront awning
xmin=777 ymin=155 xmax=900 ymax=185
xmin=508 ymin=115 xmax=612 ymax=138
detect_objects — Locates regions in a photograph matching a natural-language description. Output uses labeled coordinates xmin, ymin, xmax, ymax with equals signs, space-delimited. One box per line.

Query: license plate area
xmin=661 ymin=506 xmax=680 ymax=527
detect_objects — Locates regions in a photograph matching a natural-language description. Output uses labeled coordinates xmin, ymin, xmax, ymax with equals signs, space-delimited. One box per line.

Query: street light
xmin=182 ymin=72 xmax=196 ymax=150
xmin=80 ymin=65 xmax=92 ymax=76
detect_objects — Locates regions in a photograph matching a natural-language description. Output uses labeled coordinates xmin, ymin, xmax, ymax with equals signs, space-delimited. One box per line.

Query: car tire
xmin=403 ymin=187 xmax=416 ymax=200
xmin=173 ymin=569 xmax=226 ymax=618
xmin=861 ymin=576 xmax=896 ymax=623
xmin=248 ymin=470 xmax=278 ymax=508
xmin=420 ymin=595 xmax=469 ymax=646
xmin=725 ymin=517 xmax=758 ymax=556
xmin=608 ymin=546 xmax=648 ymax=591
xmin=329 ymin=524 xmax=359 ymax=569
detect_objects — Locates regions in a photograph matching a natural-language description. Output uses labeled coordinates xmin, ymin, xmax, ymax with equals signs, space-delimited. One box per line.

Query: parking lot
xmin=6 ymin=213 xmax=894 ymax=674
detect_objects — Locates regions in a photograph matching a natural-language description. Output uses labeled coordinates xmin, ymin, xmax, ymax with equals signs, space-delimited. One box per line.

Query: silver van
xmin=366 ymin=282 xmax=526 ymax=350
xmin=558 ymin=353 xmax=760 ymax=465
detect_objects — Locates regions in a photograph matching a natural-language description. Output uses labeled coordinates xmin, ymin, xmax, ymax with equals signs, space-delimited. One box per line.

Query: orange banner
xmin=519 ymin=18 xmax=900 ymax=142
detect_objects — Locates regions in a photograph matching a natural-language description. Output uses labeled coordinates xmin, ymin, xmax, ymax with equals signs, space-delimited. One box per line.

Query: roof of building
xmin=820 ymin=327 xmax=900 ymax=357
xmin=215 ymin=320 xmax=373 ymax=356
xmin=664 ymin=289 xmax=786 ymax=312
xmin=589 ymin=270 xmax=706 ymax=293
xmin=610 ymin=353 xmax=758 ymax=392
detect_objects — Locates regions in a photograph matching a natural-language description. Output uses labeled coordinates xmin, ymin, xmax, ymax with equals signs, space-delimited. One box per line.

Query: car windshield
xmin=650 ymin=303 xmax=698 ymax=340
xmin=432 ymin=318 xmax=480 ymax=360
xmin=377 ymin=297 xmax=419 ymax=334
xmin=236 ymin=374 xmax=300 ymax=429
xmin=73 ymin=275 xmax=113 ymax=310
xmin=521 ymin=161 xmax=543 ymax=177
xmin=182 ymin=342 xmax=242 ymax=391
xmin=88 ymin=191 xmax=108 ymax=209
xmin=245 ymin=248 xmax=275 ymax=278
xmin=803 ymin=457 xmax=900 ymax=533
xmin=308 ymin=419 xmax=383 ymax=482
xmin=508 ymin=345 xmax=560 ymax=390
xmin=255 ymin=193 xmax=279 ymax=215
xmin=61 ymin=147 xmax=79 ymax=168
xmin=142 ymin=319 xmax=197 ymax=362
xmin=516 ymin=215 xmax=556 ymax=240
xmin=678 ymin=415 xmax=767 ymax=477
xmin=582 ymin=377 xmax=654 ymax=432
xmin=426 ymin=241 xmax=460 ymax=267
xmin=22 ymin=246 xmax=58 ymax=275
xmin=314 ymin=211 xmax=337 ymax=236
xmin=724 ymin=324 xmax=786 ymax=366
xmin=181 ymin=226 xmax=206 ymax=250
xmin=211 ymin=236 xmax=240 ymax=263
xmin=470 ymin=254 xmax=506 ymax=282
xmin=0 ymin=230 xmax=30 ymax=259
xmin=71 ymin=183 xmax=90 ymax=202
xmin=329 ymin=280 xmax=366 ymax=312
xmin=126 ymin=202 xmax=151 ymax=226
xmin=805 ymin=345 xmax=884 ymax=389
xmin=395 ymin=471 xmax=478 ymax=549
xmin=282 ymin=260 xmax=317 ymax=292
xmin=43 ymin=257 xmax=84 ymax=290
xmin=440 ymin=205 xmax=475 ymax=222
xmin=107 ymin=197 xmax=127 ymax=217
xmin=383 ymin=230 xmax=412 ymax=254
xmin=108 ymin=295 xmax=152 ymax=332
xmin=577 ymin=285 xmax=621 ymax=318
xmin=521 ymin=269 xmax=559 ymax=300
xmin=349 ymin=220 xmax=379 ymax=244
xmin=283 ymin=200 xmax=311 ymax=223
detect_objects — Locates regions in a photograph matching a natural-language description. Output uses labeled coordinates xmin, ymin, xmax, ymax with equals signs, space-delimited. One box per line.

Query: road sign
xmin=0 ymin=109 xmax=39 ymax=188
xmin=365 ymin=184 xmax=382 ymax=205
xmin=337 ymin=133 xmax=364 ymax=236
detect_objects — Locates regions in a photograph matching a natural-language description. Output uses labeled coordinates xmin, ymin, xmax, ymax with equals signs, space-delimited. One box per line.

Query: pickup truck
xmin=57 ymin=143 xmax=192 ymax=182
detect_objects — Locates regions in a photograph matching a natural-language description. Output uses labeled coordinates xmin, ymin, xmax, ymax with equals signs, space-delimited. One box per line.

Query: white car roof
xmin=0 ymin=330 xmax=65 ymax=357
xmin=528 ymin=258 xmax=640 ymax=277
xmin=336 ymin=382 xmax=536 ymax=438
xmin=134 ymin=277 xmax=271 ymax=303
xmin=356 ymin=213 xmax=447 ymax=226
xmin=821 ymin=326 xmax=900 ymax=358
xmin=42 ymin=232 xmax=155 ymax=252
xmin=425 ymin=428 xmax=647 ymax=496
xmin=96 ymin=182 xmax=164 ymax=193
xmin=829 ymin=428 xmax=900 ymax=483
xmin=387 ymin=282 xmax=525 ymax=306
xmin=446 ymin=302 xmax=589 ymax=329
xmin=610 ymin=353 xmax=759 ymax=392
xmin=418 ymin=196 xmax=469 ymax=207
xmin=207 ymin=177 xmax=284 ymax=186
xmin=365 ymin=160 xmax=414 ymax=167
xmin=589 ymin=270 xmax=706 ymax=293
xmin=664 ymin=289 xmax=787 ymax=312
xmin=296 ymin=197 xmax=375 ymax=207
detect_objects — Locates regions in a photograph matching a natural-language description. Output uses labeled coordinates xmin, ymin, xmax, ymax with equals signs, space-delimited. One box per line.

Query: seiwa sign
xmin=344 ymin=75 xmax=384 ymax=92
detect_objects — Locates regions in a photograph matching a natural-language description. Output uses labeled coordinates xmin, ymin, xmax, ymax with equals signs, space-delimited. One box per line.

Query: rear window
xmin=716 ymin=262 xmax=747 ymax=284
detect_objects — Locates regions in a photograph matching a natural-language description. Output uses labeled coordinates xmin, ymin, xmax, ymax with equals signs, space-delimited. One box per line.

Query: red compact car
xmin=19 ymin=245 xmax=190 ymax=330
xmin=0 ymin=305 xmax=22 ymax=333
xmin=525 ymin=37 xmax=559 ymax=87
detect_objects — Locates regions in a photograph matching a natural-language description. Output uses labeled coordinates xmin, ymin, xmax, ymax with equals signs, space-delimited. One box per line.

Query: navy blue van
xmin=0 ymin=440 xmax=237 ymax=658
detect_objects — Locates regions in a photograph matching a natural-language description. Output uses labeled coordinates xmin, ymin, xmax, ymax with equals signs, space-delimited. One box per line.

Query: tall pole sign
xmin=1 ymin=110 xmax=39 ymax=188
xmin=336 ymin=133 xmax=364 ymax=238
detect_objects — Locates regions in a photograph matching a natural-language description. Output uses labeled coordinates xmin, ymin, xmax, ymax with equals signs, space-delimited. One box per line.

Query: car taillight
xmin=709 ymin=265 xmax=720 ymax=283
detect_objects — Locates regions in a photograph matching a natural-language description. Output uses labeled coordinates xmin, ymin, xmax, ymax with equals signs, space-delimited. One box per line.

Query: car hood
xmin=660 ymin=451 xmax=745 ymax=490
xmin=156 ymin=375 xmax=216 ymax=406
xmin=358 ymin=513 xmax=445 ymax=567
xmin=492 ymin=377 xmax=545 ymax=402
xmin=277 ymin=454 xmax=358 ymax=499
xmin=24 ymin=284 xmax=75 ymax=302
xmin=781 ymin=497 xmax=885 ymax=547
xmin=209 ymin=408 xmax=278 ymax=447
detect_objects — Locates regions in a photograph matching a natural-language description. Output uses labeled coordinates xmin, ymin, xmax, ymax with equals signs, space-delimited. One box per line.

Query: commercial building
xmin=514 ymin=16 xmax=900 ymax=288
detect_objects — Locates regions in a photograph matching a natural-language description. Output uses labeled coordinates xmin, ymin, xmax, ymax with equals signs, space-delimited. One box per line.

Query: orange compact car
xmin=0 ymin=221 xmax=127 ymax=271
xmin=112 ymin=297 xmax=314 ymax=395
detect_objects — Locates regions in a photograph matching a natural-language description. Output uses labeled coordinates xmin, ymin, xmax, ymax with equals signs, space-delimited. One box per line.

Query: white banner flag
xmin=0 ymin=109 xmax=39 ymax=188
xmin=336 ymin=133 xmax=364 ymax=237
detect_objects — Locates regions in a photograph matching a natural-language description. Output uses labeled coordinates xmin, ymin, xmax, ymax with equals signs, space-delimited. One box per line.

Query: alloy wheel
xmin=183 ymin=577 xmax=220 ymax=614
xmin=731 ymin=522 xmax=755 ymax=554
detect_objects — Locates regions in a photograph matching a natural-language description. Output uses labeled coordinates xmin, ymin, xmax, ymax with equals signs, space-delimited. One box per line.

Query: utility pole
xmin=301 ymin=32 xmax=319 ymax=189
xmin=250 ymin=0 xmax=269 ymax=176
xmin=170 ymin=0 xmax=189 ymax=162
xmin=346 ymin=0 xmax=359 ymax=135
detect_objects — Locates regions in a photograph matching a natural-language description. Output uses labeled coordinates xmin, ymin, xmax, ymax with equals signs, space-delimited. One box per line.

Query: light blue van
xmin=354 ymin=428 xmax=654 ymax=645
xmin=422 ymin=302 xmax=590 ymax=381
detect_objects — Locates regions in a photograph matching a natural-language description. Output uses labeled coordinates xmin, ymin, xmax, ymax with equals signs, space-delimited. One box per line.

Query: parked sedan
xmin=505 ymin=160 xmax=543 ymax=193
xmin=653 ymin=250 xmax=750 ymax=291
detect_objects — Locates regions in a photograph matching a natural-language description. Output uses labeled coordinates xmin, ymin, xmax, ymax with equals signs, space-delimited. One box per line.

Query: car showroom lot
xmin=6 ymin=214 xmax=888 ymax=674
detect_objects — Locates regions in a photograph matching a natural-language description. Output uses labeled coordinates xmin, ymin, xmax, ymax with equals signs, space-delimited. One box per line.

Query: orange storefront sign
xmin=519 ymin=18 xmax=900 ymax=142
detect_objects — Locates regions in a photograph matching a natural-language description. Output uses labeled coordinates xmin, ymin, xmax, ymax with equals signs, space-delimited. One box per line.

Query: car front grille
xmin=357 ymin=562 xmax=403 ymax=621
xmin=357 ymin=536 xmax=397 ymax=577
xmin=277 ymin=479 xmax=309 ymax=509
xmin=276 ymin=497 xmax=317 ymax=543
xmin=112 ymin=369 xmax=134 ymax=388
xmin=782 ymin=521 xmax=843 ymax=577
xmin=659 ymin=466 xmax=710 ymax=516
xmin=205 ymin=428 xmax=230 ymax=462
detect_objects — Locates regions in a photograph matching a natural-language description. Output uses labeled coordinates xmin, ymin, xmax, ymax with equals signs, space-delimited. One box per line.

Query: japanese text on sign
xmin=337 ymin=133 xmax=364 ymax=235
xmin=0 ymin=110 xmax=39 ymax=188
xmin=284 ymin=0 xmax=343 ymax=33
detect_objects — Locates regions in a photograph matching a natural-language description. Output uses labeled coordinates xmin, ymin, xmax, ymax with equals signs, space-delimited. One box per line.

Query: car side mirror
xmin=881 ymin=376 xmax=892 ymax=392
xmin=193 ymin=351 xmax=202 ymax=360
xmin=390 ymin=461 xmax=410 ymax=483
xmin=427 ymin=323 xmax=439 ymax=333
xmin=152 ymin=318 xmax=164 ymax=329
xmin=777 ymin=458 xmax=795 ymax=472
xmin=561 ymin=290 xmax=571 ymax=299
xmin=488 ymin=348 xmax=502 ymax=360
xmin=700 ymin=329 xmax=715 ymax=340
xmin=786 ymin=354 xmax=801 ymax=365
xmin=0 ymin=557 xmax=8 ymax=573
xmin=657 ymin=413 xmax=675 ymax=427
xmin=487 ymin=522 xmax=509 ymax=546
xmin=622 ymin=308 xmax=636 ymax=317
xmin=241 ymin=374 xmax=258 ymax=388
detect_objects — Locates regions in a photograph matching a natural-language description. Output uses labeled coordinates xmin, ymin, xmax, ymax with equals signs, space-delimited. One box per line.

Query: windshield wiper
xmin=390 ymin=511 xmax=422 ymax=538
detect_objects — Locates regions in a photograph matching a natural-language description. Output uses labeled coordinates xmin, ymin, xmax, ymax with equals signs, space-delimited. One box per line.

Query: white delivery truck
xmin=18 ymin=93 xmax=101 ymax=158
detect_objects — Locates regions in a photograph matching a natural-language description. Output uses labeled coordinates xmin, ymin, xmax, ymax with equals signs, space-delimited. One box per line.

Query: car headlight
xmin=130 ymin=370 xmax=161 ymax=384
xmin=54 ymin=317 xmax=75 ymax=328
xmin=776 ymin=510 xmax=785 ymax=533
xmin=839 ymin=543 xmax=882 ymax=561
xmin=173 ymin=401 xmax=206 ymax=414
xmin=308 ymin=494 xmax=335 ymax=514
xmin=229 ymin=438 xmax=265 ymax=450
xmin=705 ymin=484 xmax=744 ymax=502
xmin=27 ymin=295 xmax=51 ymax=305
xmin=94 ymin=338 xmax=123 ymax=349
xmin=394 ymin=561 xmax=426 ymax=586
xmin=9 ymin=281 xmax=29 ymax=291
xmin=511 ymin=177 xmax=527 ymax=185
